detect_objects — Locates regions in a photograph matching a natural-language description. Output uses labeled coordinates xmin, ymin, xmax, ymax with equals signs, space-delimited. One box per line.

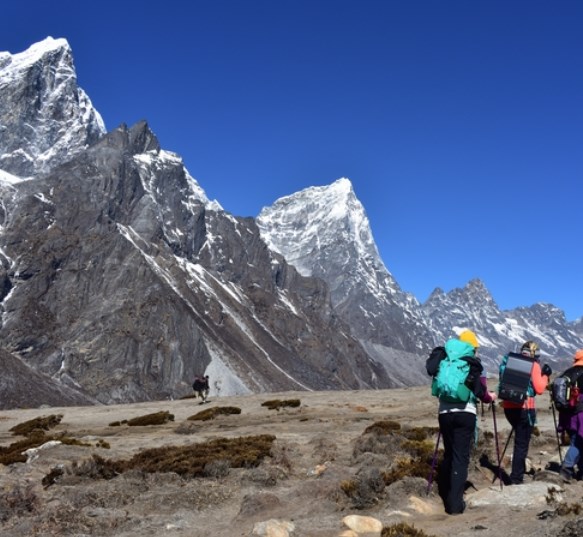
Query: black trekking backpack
xmin=498 ymin=352 xmax=536 ymax=404
xmin=426 ymin=346 xmax=446 ymax=377
xmin=551 ymin=367 xmax=583 ymax=412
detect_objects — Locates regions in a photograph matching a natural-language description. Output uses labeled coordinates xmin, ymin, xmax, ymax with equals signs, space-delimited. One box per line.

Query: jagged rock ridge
xmin=0 ymin=37 xmax=582 ymax=407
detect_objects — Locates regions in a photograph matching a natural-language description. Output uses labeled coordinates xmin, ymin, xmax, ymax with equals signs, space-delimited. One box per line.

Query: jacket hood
xmin=445 ymin=338 xmax=476 ymax=361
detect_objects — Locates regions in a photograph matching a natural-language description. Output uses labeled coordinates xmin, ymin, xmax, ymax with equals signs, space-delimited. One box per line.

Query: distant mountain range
xmin=0 ymin=37 xmax=581 ymax=408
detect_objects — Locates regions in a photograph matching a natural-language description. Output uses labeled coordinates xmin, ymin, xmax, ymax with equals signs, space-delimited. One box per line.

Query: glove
xmin=542 ymin=363 xmax=552 ymax=376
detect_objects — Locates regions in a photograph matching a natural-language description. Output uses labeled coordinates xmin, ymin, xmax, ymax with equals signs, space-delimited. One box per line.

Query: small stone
xmin=252 ymin=519 xmax=295 ymax=537
xmin=342 ymin=514 xmax=383 ymax=534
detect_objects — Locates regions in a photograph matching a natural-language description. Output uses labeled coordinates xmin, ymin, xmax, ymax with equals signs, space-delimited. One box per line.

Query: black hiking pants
xmin=504 ymin=407 xmax=536 ymax=484
xmin=437 ymin=411 xmax=475 ymax=514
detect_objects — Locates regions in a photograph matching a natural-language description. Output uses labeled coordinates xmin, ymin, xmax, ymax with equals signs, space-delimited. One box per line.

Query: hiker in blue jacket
xmin=436 ymin=330 xmax=496 ymax=515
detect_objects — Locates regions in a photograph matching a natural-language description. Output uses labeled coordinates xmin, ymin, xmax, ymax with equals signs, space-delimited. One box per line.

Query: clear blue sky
xmin=4 ymin=1 xmax=583 ymax=320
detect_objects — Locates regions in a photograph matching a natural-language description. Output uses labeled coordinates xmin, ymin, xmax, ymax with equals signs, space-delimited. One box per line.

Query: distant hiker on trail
xmin=499 ymin=340 xmax=551 ymax=485
xmin=428 ymin=329 xmax=496 ymax=515
xmin=192 ymin=375 xmax=210 ymax=403
xmin=555 ymin=349 xmax=583 ymax=482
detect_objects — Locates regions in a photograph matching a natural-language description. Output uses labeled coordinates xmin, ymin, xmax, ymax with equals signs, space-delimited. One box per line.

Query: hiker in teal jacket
xmin=436 ymin=330 xmax=496 ymax=515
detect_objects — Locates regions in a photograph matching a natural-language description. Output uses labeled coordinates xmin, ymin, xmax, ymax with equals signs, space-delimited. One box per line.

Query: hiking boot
xmin=559 ymin=466 xmax=574 ymax=483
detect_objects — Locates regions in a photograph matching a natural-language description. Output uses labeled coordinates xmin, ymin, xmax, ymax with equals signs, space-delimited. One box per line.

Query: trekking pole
xmin=492 ymin=428 xmax=514 ymax=484
xmin=426 ymin=429 xmax=441 ymax=496
xmin=491 ymin=403 xmax=503 ymax=490
xmin=550 ymin=401 xmax=563 ymax=466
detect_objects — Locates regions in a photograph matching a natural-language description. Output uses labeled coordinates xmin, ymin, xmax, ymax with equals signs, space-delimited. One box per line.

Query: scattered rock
xmin=342 ymin=514 xmax=383 ymax=534
xmin=252 ymin=519 xmax=295 ymax=537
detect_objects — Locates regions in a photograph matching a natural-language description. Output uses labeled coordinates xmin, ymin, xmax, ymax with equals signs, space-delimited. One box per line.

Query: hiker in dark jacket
xmin=436 ymin=330 xmax=496 ymax=515
xmin=192 ymin=375 xmax=210 ymax=403
xmin=557 ymin=349 xmax=583 ymax=482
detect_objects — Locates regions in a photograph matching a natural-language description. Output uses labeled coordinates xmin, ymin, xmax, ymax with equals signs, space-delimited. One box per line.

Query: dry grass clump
xmin=108 ymin=420 xmax=127 ymax=427
xmin=340 ymin=466 xmax=386 ymax=509
xmin=0 ymin=431 xmax=91 ymax=465
xmin=381 ymin=522 xmax=437 ymax=536
xmin=382 ymin=437 xmax=436 ymax=486
xmin=261 ymin=399 xmax=301 ymax=411
xmin=187 ymin=406 xmax=242 ymax=421
xmin=401 ymin=426 xmax=439 ymax=442
xmin=0 ymin=431 xmax=48 ymax=464
xmin=351 ymin=421 xmax=440 ymax=488
xmin=9 ymin=414 xmax=63 ymax=436
xmin=52 ymin=435 xmax=276 ymax=481
xmin=363 ymin=420 xmax=401 ymax=435
xmin=556 ymin=502 xmax=583 ymax=516
xmin=126 ymin=411 xmax=174 ymax=426
xmin=383 ymin=458 xmax=433 ymax=486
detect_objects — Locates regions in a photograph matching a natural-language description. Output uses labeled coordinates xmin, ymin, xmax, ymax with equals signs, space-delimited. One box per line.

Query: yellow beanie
xmin=459 ymin=330 xmax=479 ymax=349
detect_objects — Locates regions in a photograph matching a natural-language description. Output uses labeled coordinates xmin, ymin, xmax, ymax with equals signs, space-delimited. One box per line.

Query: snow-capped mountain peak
xmin=257 ymin=177 xmax=380 ymax=277
xmin=0 ymin=37 xmax=105 ymax=178
xmin=257 ymin=177 xmax=432 ymax=354
xmin=0 ymin=37 xmax=71 ymax=79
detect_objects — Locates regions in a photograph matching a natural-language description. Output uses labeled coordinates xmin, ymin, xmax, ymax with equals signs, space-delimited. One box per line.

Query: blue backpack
xmin=431 ymin=339 xmax=474 ymax=403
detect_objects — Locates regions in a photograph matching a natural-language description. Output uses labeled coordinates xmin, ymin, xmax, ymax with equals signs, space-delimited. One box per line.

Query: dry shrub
xmin=383 ymin=458 xmax=432 ymax=486
xmin=0 ymin=431 xmax=48 ymax=464
xmin=42 ymin=466 xmax=64 ymax=488
xmin=401 ymin=426 xmax=438 ymax=442
xmin=556 ymin=502 xmax=583 ymax=516
xmin=353 ymin=423 xmax=439 ymax=487
xmin=352 ymin=430 xmax=401 ymax=460
xmin=9 ymin=414 xmax=63 ymax=436
xmin=261 ymin=399 xmax=301 ymax=411
xmin=203 ymin=459 xmax=231 ymax=479
xmin=67 ymin=454 xmax=120 ymax=480
xmin=0 ymin=431 xmax=90 ymax=465
xmin=363 ymin=420 xmax=401 ymax=435
xmin=126 ymin=411 xmax=174 ymax=426
xmin=187 ymin=406 xmax=241 ymax=421
xmin=340 ymin=466 xmax=385 ymax=509
xmin=401 ymin=439 xmax=434 ymax=459
xmin=56 ymin=435 xmax=276 ymax=481
xmin=381 ymin=522 xmax=437 ymax=536
xmin=340 ymin=479 xmax=358 ymax=495
xmin=0 ymin=482 xmax=40 ymax=521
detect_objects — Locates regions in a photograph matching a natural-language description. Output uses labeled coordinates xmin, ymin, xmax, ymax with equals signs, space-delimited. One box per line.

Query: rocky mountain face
xmin=0 ymin=37 xmax=581 ymax=407
xmin=422 ymin=280 xmax=582 ymax=373
xmin=257 ymin=185 xmax=583 ymax=375
xmin=257 ymin=179 xmax=432 ymax=354
xmin=0 ymin=39 xmax=399 ymax=407
xmin=0 ymin=37 xmax=105 ymax=178
xmin=0 ymin=119 xmax=394 ymax=405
